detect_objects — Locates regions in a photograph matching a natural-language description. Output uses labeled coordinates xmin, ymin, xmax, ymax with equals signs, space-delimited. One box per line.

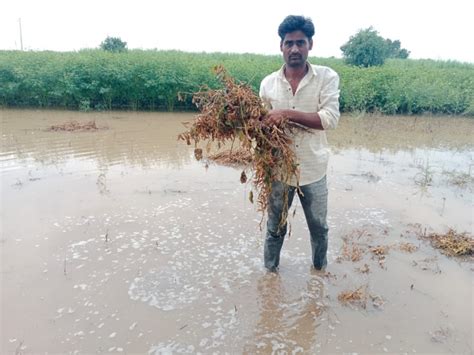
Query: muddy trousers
xmin=264 ymin=176 xmax=329 ymax=271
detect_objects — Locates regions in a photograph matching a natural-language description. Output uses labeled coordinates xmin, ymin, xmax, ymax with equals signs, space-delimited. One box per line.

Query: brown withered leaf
xmin=240 ymin=171 xmax=247 ymax=184
xmin=194 ymin=148 xmax=203 ymax=161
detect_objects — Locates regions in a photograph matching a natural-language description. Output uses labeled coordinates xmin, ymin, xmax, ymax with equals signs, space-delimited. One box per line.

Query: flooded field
xmin=1 ymin=109 xmax=473 ymax=354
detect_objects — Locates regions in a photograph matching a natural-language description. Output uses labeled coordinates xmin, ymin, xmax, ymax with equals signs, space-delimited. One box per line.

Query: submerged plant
xmin=414 ymin=160 xmax=434 ymax=187
xmin=178 ymin=65 xmax=301 ymax=214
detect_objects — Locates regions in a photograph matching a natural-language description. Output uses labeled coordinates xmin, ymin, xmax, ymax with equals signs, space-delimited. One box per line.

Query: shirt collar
xmin=277 ymin=62 xmax=317 ymax=81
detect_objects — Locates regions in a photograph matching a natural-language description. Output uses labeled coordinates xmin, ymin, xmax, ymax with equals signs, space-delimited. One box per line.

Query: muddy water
xmin=1 ymin=109 xmax=473 ymax=354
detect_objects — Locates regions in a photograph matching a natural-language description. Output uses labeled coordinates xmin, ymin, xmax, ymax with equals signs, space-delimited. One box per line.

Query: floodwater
xmin=1 ymin=109 xmax=473 ymax=354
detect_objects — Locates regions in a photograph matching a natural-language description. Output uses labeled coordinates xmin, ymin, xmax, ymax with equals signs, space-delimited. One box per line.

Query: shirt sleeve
xmin=318 ymin=69 xmax=340 ymax=130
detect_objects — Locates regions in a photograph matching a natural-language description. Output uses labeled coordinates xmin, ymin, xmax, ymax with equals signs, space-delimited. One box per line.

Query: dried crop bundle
xmin=179 ymin=65 xmax=300 ymax=213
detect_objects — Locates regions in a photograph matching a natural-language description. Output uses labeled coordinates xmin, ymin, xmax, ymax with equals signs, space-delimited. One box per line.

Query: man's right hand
xmin=265 ymin=109 xmax=289 ymax=126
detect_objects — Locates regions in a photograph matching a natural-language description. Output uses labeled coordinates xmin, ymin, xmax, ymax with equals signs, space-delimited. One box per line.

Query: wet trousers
xmin=264 ymin=175 xmax=328 ymax=271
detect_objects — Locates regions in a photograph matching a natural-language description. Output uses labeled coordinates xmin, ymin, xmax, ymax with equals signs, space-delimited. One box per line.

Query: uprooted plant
xmin=178 ymin=65 xmax=302 ymax=217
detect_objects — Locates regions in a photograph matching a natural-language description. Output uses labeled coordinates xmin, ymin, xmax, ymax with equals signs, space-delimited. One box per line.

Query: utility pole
xmin=19 ymin=18 xmax=23 ymax=51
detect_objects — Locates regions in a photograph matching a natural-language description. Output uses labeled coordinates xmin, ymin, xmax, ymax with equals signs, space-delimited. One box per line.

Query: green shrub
xmin=0 ymin=50 xmax=472 ymax=115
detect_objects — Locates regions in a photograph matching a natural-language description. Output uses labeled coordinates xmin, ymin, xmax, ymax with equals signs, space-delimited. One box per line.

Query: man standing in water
xmin=260 ymin=15 xmax=340 ymax=272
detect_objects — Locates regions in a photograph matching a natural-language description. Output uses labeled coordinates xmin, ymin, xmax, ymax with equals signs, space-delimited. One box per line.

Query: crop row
xmin=0 ymin=50 xmax=472 ymax=115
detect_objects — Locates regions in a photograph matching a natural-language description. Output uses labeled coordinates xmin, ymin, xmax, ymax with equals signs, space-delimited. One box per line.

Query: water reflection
xmin=0 ymin=109 xmax=196 ymax=173
xmin=244 ymin=272 xmax=325 ymax=353
xmin=327 ymin=114 xmax=473 ymax=152
xmin=2 ymin=110 xmax=473 ymax=175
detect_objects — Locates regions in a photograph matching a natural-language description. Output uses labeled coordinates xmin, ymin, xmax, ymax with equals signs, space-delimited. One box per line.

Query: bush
xmin=0 ymin=50 xmax=472 ymax=115
xmin=100 ymin=37 xmax=127 ymax=53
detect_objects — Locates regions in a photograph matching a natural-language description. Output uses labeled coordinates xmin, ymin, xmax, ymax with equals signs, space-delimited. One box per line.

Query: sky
xmin=1 ymin=0 xmax=473 ymax=63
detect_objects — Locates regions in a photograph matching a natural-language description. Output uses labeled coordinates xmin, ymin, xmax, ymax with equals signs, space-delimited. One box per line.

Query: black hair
xmin=278 ymin=15 xmax=315 ymax=41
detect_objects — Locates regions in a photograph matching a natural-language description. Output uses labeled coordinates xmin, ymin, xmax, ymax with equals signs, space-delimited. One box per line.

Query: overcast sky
xmin=1 ymin=0 xmax=473 ymax=62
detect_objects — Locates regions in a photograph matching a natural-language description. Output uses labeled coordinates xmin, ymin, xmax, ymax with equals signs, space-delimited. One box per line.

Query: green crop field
xmin=0 ymin=50 xmax=472 ymax=115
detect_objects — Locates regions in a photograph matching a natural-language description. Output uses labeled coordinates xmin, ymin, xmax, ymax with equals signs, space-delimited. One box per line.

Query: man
xmin=259 ymin=15 xmax=340 ymax=272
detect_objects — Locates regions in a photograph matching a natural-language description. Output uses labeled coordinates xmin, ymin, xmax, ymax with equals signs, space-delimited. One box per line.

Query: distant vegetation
xmin=100 ymin=36 xmax=127 ymax=53
xmin=341 ymin=27 xmax=410 ymax=67
xmin=0 ymin=50 xmax=472 ymax=115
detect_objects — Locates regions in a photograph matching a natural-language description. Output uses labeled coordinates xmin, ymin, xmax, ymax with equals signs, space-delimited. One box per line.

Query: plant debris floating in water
xmin=338 ymin=284 xmax=385 ymax=309
xmin=48 ymin=120 xmax=101 ymax=132
xmin=178 ymin=65 xmax=301 ymax=213
xmin=338 ymin=285 xmax=368 ymax=308
xmin=424 ymin=229 xmax=473 ymax=257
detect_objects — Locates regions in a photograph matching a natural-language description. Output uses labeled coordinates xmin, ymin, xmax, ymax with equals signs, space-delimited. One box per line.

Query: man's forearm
xmin=284 ymin=109 xmax=324 ymax=130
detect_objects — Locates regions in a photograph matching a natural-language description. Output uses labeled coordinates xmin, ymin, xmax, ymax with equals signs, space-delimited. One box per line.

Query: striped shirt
xmin=259 ymin=63 xmax=340 ymax=186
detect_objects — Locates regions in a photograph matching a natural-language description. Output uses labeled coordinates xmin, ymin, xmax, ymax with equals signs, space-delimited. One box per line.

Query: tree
xmin=385 ymin=39 xmax=410 ymax=59
xmin=340 ymin=27 xmax=409 ymax=67
xmin=100 ymin=36 xmax=127 ymax=53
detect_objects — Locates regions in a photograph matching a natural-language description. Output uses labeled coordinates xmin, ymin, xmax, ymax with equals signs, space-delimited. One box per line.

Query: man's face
xmin=280 ymin=30 xmax=313 ymax=68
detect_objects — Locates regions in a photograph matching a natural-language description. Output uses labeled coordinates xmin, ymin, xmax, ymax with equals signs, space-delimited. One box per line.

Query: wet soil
xmin=1 ymin=109 xmax=473 ymax=354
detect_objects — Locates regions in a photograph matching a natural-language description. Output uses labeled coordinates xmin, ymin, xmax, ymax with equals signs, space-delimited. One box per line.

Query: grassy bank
xmin=1 ymin=50 xmax=473 ymax=115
